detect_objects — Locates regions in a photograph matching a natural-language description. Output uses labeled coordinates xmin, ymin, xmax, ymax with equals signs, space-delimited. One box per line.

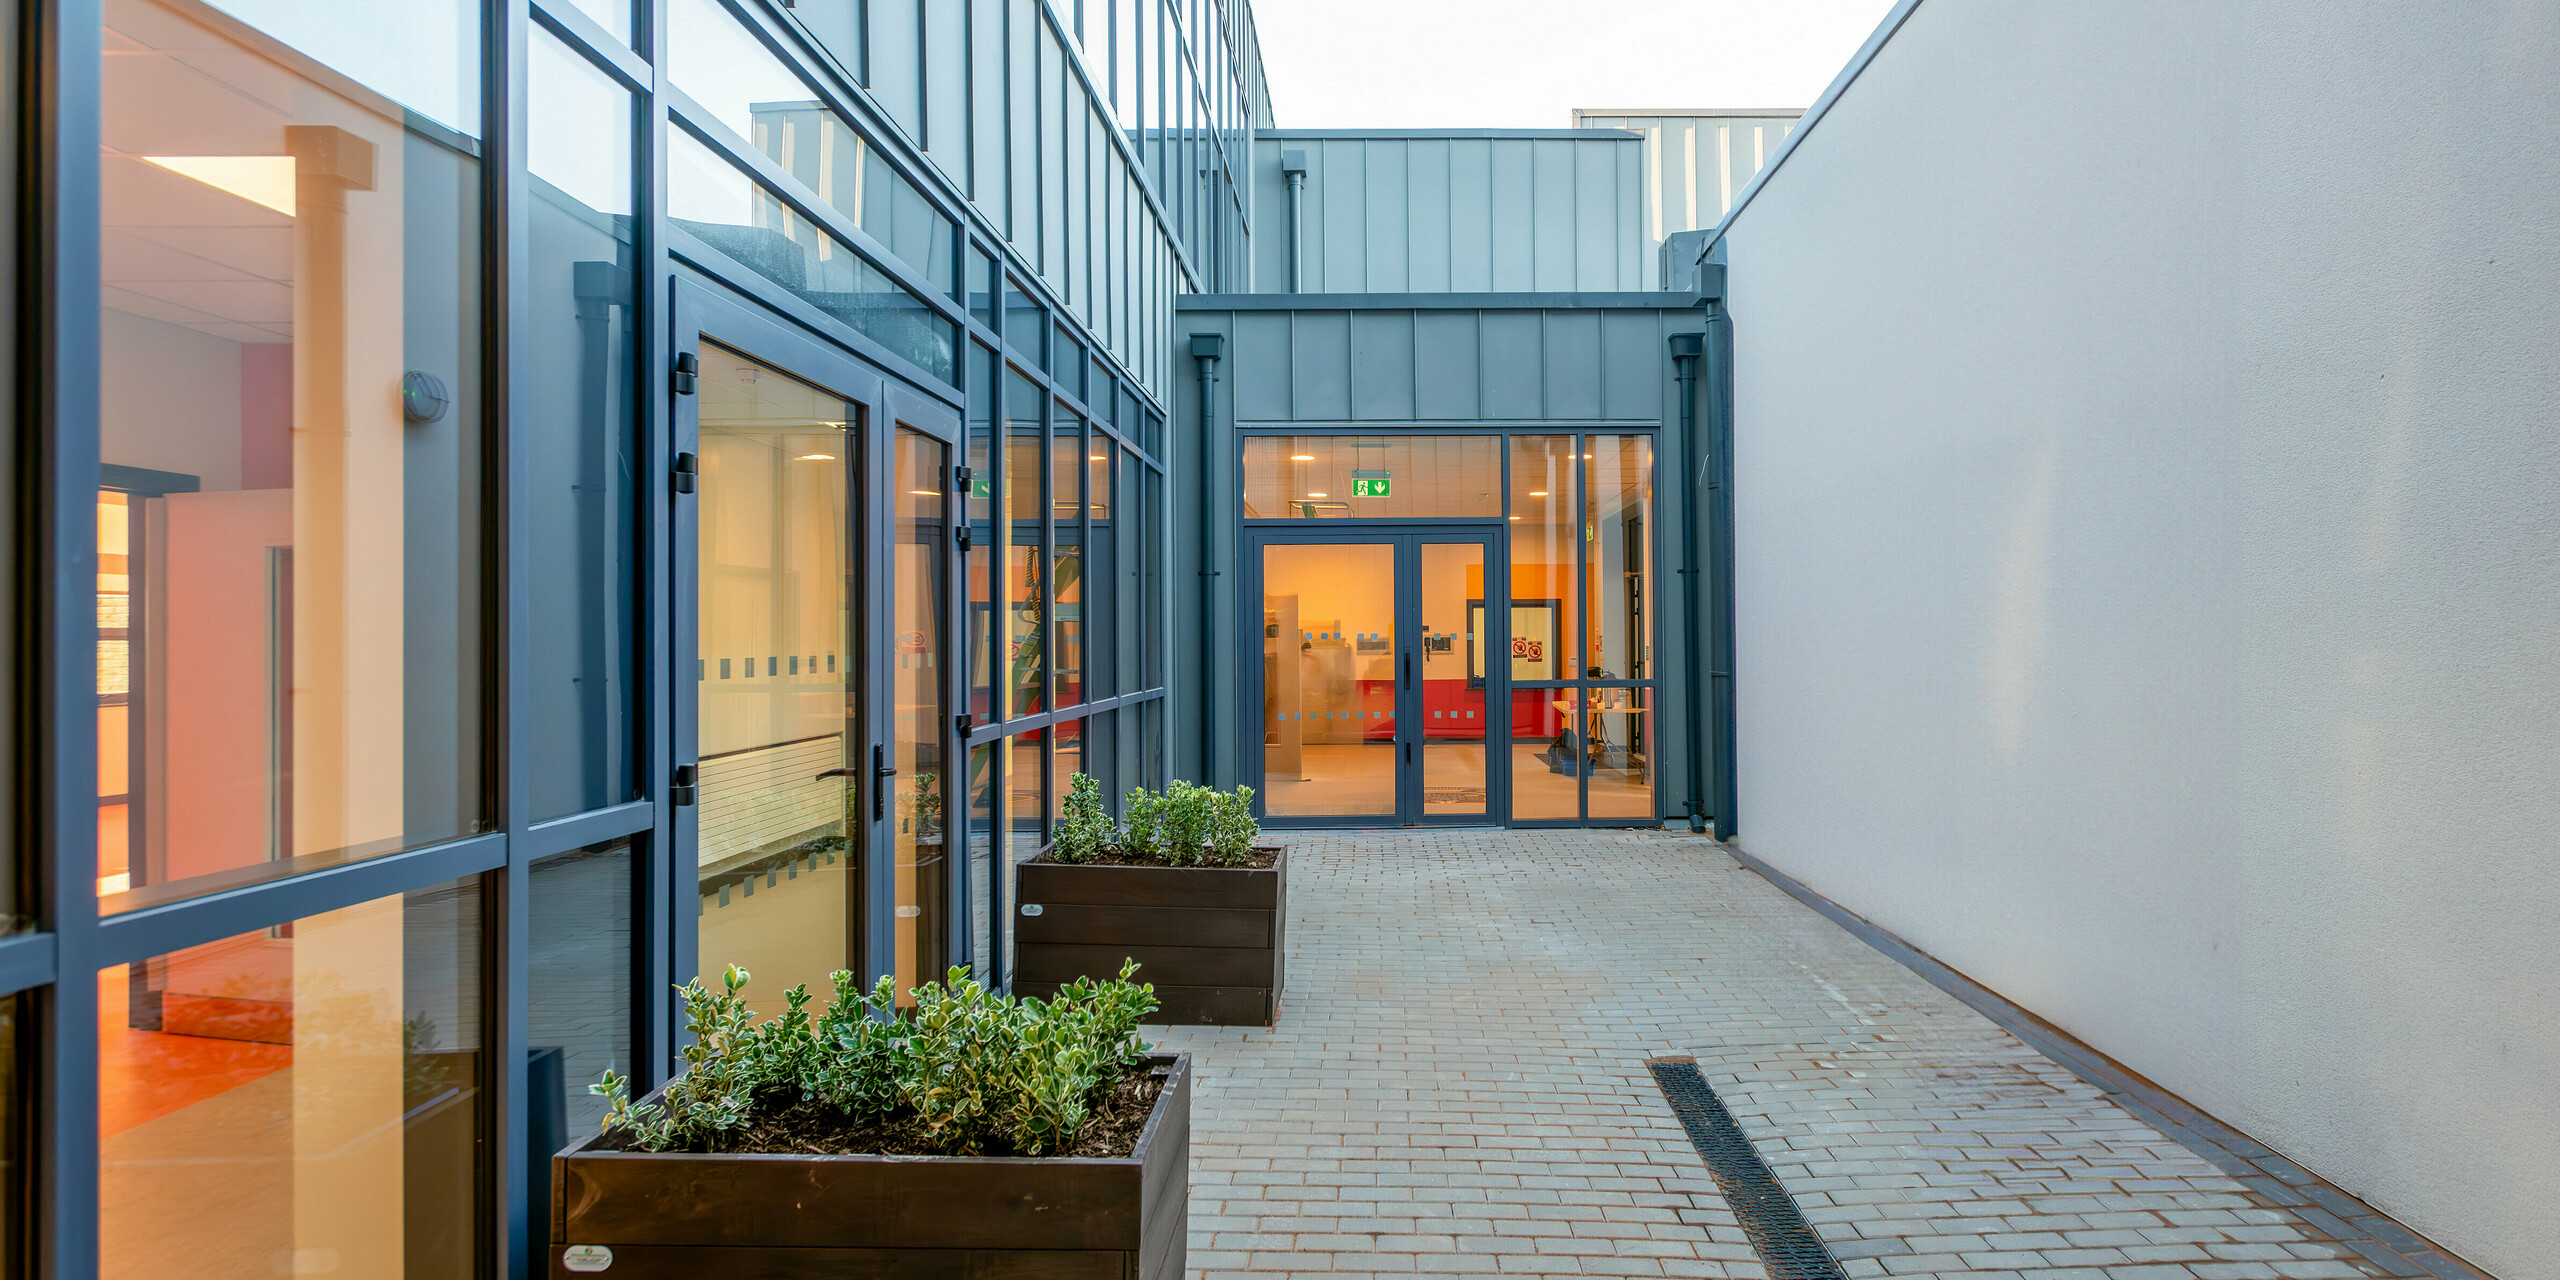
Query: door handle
xmin=1403 ymin=652 xmax=1412 ymax=689
xmin=872 ymin=744 xmax=896 ymax=821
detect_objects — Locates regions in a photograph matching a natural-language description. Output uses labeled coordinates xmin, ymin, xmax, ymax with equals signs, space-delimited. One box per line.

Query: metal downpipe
xmin=1669 ymin=333 xmax=1707 ymax=834
xmin=1190 ymin=333 xmax=1226 ymax=783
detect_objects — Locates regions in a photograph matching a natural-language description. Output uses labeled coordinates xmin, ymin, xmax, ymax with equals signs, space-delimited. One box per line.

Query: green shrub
xmin=1053 ymin=772 xmax=1115 ymax=864
xmin=593 ymin=962 xmax=1158 ymax=1157
xmin=1207 ymin=784 xmax=1259 ymax=863
xmin=1121 ymin=785 xmax=1168 ymax=858
xmin=1159 ymin=780 xmax=1217 ymax=866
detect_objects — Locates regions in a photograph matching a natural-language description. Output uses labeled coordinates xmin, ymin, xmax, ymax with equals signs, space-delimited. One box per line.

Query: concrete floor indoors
xmin=1152 ymin=830 xmax=2481 ymax=1280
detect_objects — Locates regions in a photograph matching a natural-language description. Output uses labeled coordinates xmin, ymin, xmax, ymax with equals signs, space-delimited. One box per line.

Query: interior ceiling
xmin=697 ymin=343 xmax=850 ymax=436
xmin=99 ymin=0 xmax=319 ymax=345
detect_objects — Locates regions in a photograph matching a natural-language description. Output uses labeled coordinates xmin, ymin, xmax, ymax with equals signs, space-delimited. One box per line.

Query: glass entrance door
xmin=1256 ymin=533 xmax=1500 ymax=825
xmin=681 ymin=325 xmax=962 ymax=1016
xmin=691 ymin=342 xmax=863 ymax=1015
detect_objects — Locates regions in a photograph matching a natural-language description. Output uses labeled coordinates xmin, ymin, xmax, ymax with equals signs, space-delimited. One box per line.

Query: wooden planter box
xmin=1015 ymin=848 xmax=1288 ymax=1026
xmin=550 ymin=1054 xmax=1190 ymax=1279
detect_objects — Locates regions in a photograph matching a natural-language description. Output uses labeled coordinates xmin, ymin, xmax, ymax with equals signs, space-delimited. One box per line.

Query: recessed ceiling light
xmin=797 ymin=453 xmax=836 ymax=461
xmin=142 ymin=155 xmax=297 ymax=216
xmin=910 ymin=489 xmax=943 ymax=497
xmin=1529 ymin=491 xmax=1548 ymax=497
xmin=1090 ymin=453 xmax=1108 ymax=461
xmin=1306 ymin=492 xmax=1327 ymax=498
xmin=1289 ymin=454 xmax=1316 ymax=461
xmin=1508 ymin=515 xmax=1521 ymax=521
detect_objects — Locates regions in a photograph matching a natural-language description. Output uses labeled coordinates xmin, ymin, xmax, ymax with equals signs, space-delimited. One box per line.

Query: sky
xmin=1248 ymin=0 xmax=1900 ymax=129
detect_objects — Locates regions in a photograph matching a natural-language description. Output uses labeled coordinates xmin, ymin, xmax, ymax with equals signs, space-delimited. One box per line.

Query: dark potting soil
xmin=1036 ymin=845 xmax=1281 ymax=870
xmin=600 ymin=1059 xmax=1167 ymax=1160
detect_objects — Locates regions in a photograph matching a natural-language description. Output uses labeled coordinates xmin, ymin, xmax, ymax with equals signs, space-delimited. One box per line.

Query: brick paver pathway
xmin=1151 ymin=829 xmax=2386 ymax=1280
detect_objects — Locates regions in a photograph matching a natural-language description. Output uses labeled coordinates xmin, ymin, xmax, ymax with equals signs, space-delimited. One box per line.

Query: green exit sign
xmin=1351 ymin=470 xmax=1390 ymax=497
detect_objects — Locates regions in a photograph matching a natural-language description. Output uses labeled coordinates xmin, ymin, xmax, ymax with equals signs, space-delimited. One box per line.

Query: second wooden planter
xmin=1015 ymin=848 xmax=1287 ymax=1025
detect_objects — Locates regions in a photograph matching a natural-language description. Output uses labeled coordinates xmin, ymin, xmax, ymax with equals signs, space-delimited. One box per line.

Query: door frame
xmin=1241 ymin=524 xmax=1509 ymax=827
xmin=670 ymin=276 xmax=965 ymax=1006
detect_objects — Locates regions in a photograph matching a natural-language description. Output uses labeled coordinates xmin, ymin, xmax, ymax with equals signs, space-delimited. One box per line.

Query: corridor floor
xmin=1150 ymin=830 xmax=2405 ymax=1280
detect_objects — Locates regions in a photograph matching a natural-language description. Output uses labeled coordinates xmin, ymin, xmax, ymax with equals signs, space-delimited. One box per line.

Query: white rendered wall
xmin=1720 ymin=3 xmax=2560 ymax=1275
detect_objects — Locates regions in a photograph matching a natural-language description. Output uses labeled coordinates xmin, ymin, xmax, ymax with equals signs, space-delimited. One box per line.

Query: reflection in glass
xmin=966 ymin=742 xmax=996 ymax=981
xmin=1242 ymin=435 xmax=1502 ymax=520
xmin=1003 ymin=371 xmax=1045 ymax=718
xmin=1001 ymin=728 xmax=1047 ymax=982
xmin=101 ymin=879 xmax=484 ymax=1279
xmin=527 ymin=30 xmax=640 ymax=822
xmin=893 ymin=430 xmax=950 ymax=1001
xmin=966 ymin=345 xmax=996 ymax=721
xmin=1586 ymin=687 xmax=1655 ymax=820
xmin=1508 ymin=436 xmax=1579 ymax=682
xmin=1053 ymin=719 xmax=1083 ymax=821
xmin=667 ymin=131 xmax=955 ymax=383
xmin=99 ymin=0 xmax=487 ymax=913
xmin=692 ymin=344 xmax=856 ymax=1019
xmin=1051 ymin=417 xmax=1085 ymax=709
xmin=530 ymin=839 xmax=632 ymax=1138
xmin=666 ymin=0 xmax=953 ymax=290
xmin=1421 ymin=542 xmax=1489 ymax=818
xmin=1511 ymin=687 xmax=1579 ymax=821
xmin=1588 ymin=437 xmax=1653 ymax=682
xmin=1261 ymin=543 xmax=1397 ymax=817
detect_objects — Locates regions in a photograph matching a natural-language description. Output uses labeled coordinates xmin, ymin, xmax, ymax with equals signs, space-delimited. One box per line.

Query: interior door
xmin=1255 ymin=532 xmax=1503 ymax=826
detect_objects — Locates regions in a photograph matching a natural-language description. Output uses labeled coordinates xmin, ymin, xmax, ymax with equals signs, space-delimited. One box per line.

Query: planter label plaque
xmin=561 ymin=1244 xmax=614 ymax=1273
xmin=1020 ymin=902 xmax=1044 ymax=916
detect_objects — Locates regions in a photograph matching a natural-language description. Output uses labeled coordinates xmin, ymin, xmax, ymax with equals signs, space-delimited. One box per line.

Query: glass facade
xmin=20 ymin=0 xmax=1213 ymax=1269
xmin=1248 ymin=433 xmax=1660 ymax=826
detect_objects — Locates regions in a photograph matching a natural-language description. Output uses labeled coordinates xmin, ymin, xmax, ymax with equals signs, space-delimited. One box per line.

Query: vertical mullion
xmin=636 ymin=0 xmax=675 ymax=1103
xmin=494 ymin=0 xmax=534 ymax=1273
xmin=1575 ymin=434 xmax=1590 ymax=823
xmin=36 ymin=0 xmax=104 ymax=1272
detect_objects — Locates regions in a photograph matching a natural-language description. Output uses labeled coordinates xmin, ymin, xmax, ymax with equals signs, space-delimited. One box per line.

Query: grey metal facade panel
xmin=1181 ymin=287 xmax=1716 ymax=310
xmin=1414 ymin=312 xmax=1482 ymax=419
xmin=1479 ymin=312 xmax=1544 ymax=419
xmin=1235 ymin=311 xmax=1295 ymax=419
xmin=1290 ymin=312 xmax=1354 ymax=420
xmin=1251 ymin=133 xmax=1647 ymax=295
xmin=1544 ymin=312 xmax=1604 ymax=419
xmin=1350 ymin=312 xmax=1419 ymax=420
xmin=1602 ymin=311 xmax=1666 ymax=420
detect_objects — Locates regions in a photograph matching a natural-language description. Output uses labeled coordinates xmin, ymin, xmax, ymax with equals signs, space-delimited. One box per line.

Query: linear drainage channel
xmin=1646 ymin=1057 xmax=1847 ymax=1280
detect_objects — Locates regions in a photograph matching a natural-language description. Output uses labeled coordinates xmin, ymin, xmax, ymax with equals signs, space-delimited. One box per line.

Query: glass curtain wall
xmin=1244 ymin=432 xmax=1659 ymax=825
xmin=20 ymin=0 xmax=1185 ymax=1264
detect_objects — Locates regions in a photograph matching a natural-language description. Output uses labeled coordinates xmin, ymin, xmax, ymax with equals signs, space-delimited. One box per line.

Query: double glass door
xmin=679 ymin=305 xmax=958 ymax=1015
xmin=1255 ymin=532 xmax=1499 ymax=824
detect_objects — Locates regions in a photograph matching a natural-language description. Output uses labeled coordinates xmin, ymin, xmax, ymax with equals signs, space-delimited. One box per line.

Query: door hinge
xmin=672 ymin=351 xmax=699 ymax=395
xmin=956 ymin=525 xmax=972 ymax=552
xmin=670 ymin=764 xmax=697 ymax=806
xmin=872 ymin=744 xmax=897 ymax=821
xmin=673 ymin=451 xmax=698 ymax=494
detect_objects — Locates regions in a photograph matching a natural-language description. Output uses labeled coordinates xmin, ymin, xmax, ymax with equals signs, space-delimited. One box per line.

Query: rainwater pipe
xmin=1190 ymin=332 xmax=1227 ymax=783
xmin=1668 ymin=332 xmax=1708 ymax=834
xmin=1280 ymin=150 xmax=1308 ymax=292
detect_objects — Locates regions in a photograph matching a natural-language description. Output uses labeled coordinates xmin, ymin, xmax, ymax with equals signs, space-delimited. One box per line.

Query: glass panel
xmin=1085 ymin=442 xmax=1115 ymax=701
xmin=969 ymin=246 xmax=996 ymax=327
xmin=1260 ymin=542 xmax=1395 ymax=817
xmin=669 ymin=0 xmax=956 ymax=292
xmin=1242 ymin=435 xmax=1501 ymax=519
xmin=101 ymin=878 xmax=484 ymax=1279
xmin=965 ymin=741 xmax=997 ymax=980
xmin=893 ymin=430 xmax=949 ymax=1001
xmin=1006 ymin=277 xmax=1046 ymax=370
xmin=530 ymin=838 xmax=632 ymax=1139
xmin=1052 ymin=416 xmax=1085 ymax=710
xmin=527 ymin=30 xmax=641 ymax=823
xmin=1589 ymin=436 xmax=1653 ymax=682
xmin=1511 ymin=687 xmax=1579 ymax=821
xmin=1053 ymin=718 xmax=1083 ymax=821
xmin=1586 ymin=687 xmax=1655 ymax=820
xmin=669 ymin=131 xmax=956 ymax=384
xmin=201 ymin=0 xmax=480 ymax=134
xmin=1003 ymin=370 xmax=1045 ymax=718
xmin=1421 ymin=542 xmax=1489 ymax=819
xmin=692 ymin=344 xmax=856 ymax=1019
xmin=966 ymin=344 xmax=996 ymax=721
xmin=1002 ymin=728 xmax=1046 ymax=981
xmin=100 ymin=0 xmax=487 ymax=913
xmin=1508 ymin=436 xmax=1579 ymax=680
xmin=553 ymin=0 xmax=631 ymax=44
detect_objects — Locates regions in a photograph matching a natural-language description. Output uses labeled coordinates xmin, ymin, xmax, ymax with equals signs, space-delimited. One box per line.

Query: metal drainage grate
xmin=1647 ymin=1058 xmax=1846 ymax=1280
